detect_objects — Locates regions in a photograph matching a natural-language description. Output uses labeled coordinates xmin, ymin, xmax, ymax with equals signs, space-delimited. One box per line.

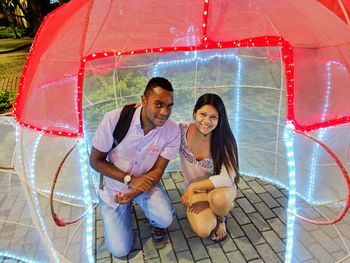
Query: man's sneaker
xmin=151 ymin=227 xmax=167 ymax=249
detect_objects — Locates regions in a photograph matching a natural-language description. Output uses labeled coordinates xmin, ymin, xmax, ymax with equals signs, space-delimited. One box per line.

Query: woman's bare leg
xmin=208 ymin=187 xmax=235 ymax=217
xmin=187 ymin=192 xmax=217 ymax=238
xmin=208 ymin=187 xmax=236 ymax=240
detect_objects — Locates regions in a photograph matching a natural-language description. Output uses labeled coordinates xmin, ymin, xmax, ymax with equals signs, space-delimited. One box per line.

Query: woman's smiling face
xmin=193 ymin=104 xmax=219 ymax=136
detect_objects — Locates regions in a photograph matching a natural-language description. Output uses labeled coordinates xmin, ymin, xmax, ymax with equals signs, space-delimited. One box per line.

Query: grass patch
xmin=0 ymin=91 xmax=16 ymax=114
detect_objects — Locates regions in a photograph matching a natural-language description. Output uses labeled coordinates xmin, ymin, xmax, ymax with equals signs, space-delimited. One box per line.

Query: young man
xmin=89 ymin=77 xmax=180 ymax=257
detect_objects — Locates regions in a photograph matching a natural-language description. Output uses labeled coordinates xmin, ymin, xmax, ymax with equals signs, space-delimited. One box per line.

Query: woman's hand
xmin=181 ymin=185 xmax=194 ymax=208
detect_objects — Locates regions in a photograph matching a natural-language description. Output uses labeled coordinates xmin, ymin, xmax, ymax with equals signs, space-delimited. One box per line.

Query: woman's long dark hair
xmin=193 ymin=93 xmax=239 ymax=183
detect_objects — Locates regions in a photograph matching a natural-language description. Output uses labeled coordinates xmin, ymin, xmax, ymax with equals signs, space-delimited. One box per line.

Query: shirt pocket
xmin=140 ymin=144 xmax=162 ymax=171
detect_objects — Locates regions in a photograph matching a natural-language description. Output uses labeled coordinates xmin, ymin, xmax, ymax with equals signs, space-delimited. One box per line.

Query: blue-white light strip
xmin=77 ymin=138 xmax=94 ymax=263
xmin=29 ymin=133 xmax=60 ymax=262
xmin=0 ymin=252 xmax=39 ymax=263
xmin=152 ymin=51 xmax=238 ymax=77
xmin=233 ymin=57 xmax=242 ymax=143
xmin=284 ymin=123 xmax=297 ymax=263
xmin=308 ymin=61 xmax=346 ymax=204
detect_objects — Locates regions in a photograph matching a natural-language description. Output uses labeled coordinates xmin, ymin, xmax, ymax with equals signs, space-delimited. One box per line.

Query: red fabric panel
xmin=317 ymin=0 xmax=350 ymax=24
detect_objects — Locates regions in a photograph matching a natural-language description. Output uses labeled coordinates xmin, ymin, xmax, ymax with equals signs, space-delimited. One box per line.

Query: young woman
xmin=179 ymin=93 xmax=239 ymax=241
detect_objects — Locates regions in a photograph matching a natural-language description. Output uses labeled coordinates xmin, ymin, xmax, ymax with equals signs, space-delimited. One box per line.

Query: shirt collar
xmin=134 ymin=106 xmax=165 ymax=132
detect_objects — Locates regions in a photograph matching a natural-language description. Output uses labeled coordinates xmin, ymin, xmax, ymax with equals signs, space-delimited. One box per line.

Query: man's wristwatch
xmin=123 ymin=174 xmax=132 ymax=185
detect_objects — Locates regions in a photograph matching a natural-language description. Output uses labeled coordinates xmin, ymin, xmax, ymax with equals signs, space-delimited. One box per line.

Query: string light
xmin=308 ymin=61 xmax=346 ymax=204
xmin=77 ymin=138 xmax=94 ymax=262
xmin=283 ymin=123 xmax=297 ymax=263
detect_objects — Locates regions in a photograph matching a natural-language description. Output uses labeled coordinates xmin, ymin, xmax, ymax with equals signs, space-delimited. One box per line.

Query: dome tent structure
xmin=1 ymin=0 xmax=350 ymax=262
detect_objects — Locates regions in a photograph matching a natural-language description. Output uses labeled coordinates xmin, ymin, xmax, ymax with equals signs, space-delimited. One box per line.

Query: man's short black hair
xmin=144 ymin=77 xmax=173 ymax=97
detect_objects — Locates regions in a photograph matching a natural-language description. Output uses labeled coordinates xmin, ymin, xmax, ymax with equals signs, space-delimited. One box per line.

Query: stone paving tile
xmin=179 ymin=219 xmax=196 ymax=239
xmin=174 ymin=203 xmax=187 ymax=220
xmin=226 ymin=250 xmax=246 ymax=263
xmin=331 ymin=250 xmax=348 ymax=262
xmin=241 ymin=224 xmax=265 ymax=246
xmin=267 ymin=217 xmax=286 ymax=239
xmin=158 ymin=242 xmax=177 ymax=262
xmin=275 ymin=196 xmax=288 ymax=208
xmin=236 ymin=189 xmax=244 ymax=199
xmin=253 ymin=202 xmax=276 ymax=219
xmin=96 ymin=238 xmax=111 ymax=260
xmin=167 ymin=189 xmax=182 ymax=204
xmin=162 ymin=178 xmax=177 ymax=190
xmin=234 ymin=236 xmax=260 ymax=261
xmin=138 ymin=219 xmax=152 ymax=239
xmin=272 ymin=207 xmax=287 ymax=224
xmin=176 ymin=250 xmax=194 ymax=262
xmin=261 ymin=230 xmax=285 ymax=253
xmin=141 ymin=238 xmax=159 ymax=261
xmin=237 ymin=179 xmax=250 ymax=190
xmin=220 ymin=236 xmax=237 ymax=253
xmin=134 ymin=204 xmax=146 ymax=220
xmin=169 ymin=230 xmax=189 ymax=252
xmin=248 ymin=260 xmax=264 ymax=263
xmin=294 ymin=240 xmax=315 ymax=262
xmin=241 ymin=189 xmax=261 ymax=203
xmin=187 ymin=237 xmax=209 ymax=261
xmin=255 ymin=243 xmax=282 ymax=262
xmin=246 ymin=181 xmax=267 ymax=194
xmin=168 ymin=216 xmax=181 ymax=232
xmin=236 ymin=198 xmax=256 ymax=214
xmin=206 ymin=243 xmax=229 ymax=262
xmin=308 ymin=243 xmax=337 ymax=263
xmin=170 ymin=172 xmax=183 ymax=183
xmin=226 ymin=217 xmax=244 ymax=238
xmin=128 ymin=250 xmax=144 ymax=263
xmin=259 ymin=192 xmax=280 ymax=208
xmin=309 ymin=229 xmax=341 ymax=253
xmin=263 ymin=184 xmax=284 ymax=198
xmin=230 ymin=206 xmax=251 ymax=225
xmin=195 ymin=259 xmax=211 ymax=263
xmin=248 ymin=212 xmax=271 ymax=232
xmin=112 ymin=255 xmax=127 ymax=262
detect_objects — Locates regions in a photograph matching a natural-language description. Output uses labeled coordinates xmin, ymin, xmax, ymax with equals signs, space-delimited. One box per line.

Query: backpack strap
xmin=112 ymin=104 xmax=137 ymax=149
xmin=99 ymin=104 xmax=137 ymax=190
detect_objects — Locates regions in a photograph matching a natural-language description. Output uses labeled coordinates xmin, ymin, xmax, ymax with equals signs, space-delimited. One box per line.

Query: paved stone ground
xmin=94 ymin=172 xmax=288 ymax=263
xmin=93 ymin=171 xmax=350 ymax=263
xmin=0 ymin=40 xmax=31 ymax=93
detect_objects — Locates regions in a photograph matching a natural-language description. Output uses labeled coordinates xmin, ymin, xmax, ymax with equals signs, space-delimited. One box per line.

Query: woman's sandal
xmin=210 ymin=216 xmax=228 ymax=242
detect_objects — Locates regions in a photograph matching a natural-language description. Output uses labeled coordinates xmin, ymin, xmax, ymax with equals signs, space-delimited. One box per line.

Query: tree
xmin=0 ymin=0 xmax=70 ymax=38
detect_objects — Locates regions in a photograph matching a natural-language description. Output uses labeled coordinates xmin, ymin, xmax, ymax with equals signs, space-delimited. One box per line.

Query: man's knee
xmin=106 ymin=241 xmax=132 ymax=258
xmin=156 ymin=208 xmax=174 ymax=228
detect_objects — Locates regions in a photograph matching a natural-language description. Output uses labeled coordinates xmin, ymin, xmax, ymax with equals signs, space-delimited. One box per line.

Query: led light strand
xmin=77 ymin=138 xmax=94 ymax=263
xmin=283 ymin=123 xmax=297 ymax=263
xmin=21 ymin=131 xmax=60 ymax=262
xmin=308 ymin=61 xmax=347 ymax=204
xmin=0 ymin=252 xmax=39 ymax=263
xmin=233 ymin=57 xmax=242 ymax=143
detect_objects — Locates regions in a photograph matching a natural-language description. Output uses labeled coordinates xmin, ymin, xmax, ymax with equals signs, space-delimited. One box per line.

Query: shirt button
xmin=138 ymin=149 xmax=141 ymax=152
xmin=134 ymin=161 xmax=138 ymax=164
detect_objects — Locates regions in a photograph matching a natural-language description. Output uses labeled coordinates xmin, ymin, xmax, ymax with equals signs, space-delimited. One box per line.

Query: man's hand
xmin=114 ymin=188 xmax=139 ymax=204
xmin=129 ymin=175 xmax=154 ymax=192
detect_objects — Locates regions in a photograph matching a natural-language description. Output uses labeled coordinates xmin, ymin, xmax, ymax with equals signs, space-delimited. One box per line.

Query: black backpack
xmin=99 ymin=104 xmax=137 ymax=189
